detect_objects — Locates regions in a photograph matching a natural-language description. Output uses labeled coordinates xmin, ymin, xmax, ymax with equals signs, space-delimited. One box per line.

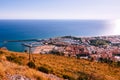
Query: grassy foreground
xmin=0 ymin=49 xmax=120 ymax=80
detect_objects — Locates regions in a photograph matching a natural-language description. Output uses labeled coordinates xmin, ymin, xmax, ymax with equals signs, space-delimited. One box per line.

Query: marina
xmin=1 ymin=35 xmax=120 ymax=62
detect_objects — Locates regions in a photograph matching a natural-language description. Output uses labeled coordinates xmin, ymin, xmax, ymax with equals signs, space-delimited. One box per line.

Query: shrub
xmin=98 ymin=58 xmax=113 ymax=64
xmin=27 ymin=61 xmax=36 ymax=68
xmin=78 ymin=75 xmax=88 ymax=80
xmin=78 ymin=72 xmax=89 ymax=80
xmin=117 ymin=61 xmax=120 ymax=67
xmin=0 ymin=51 xmax=3 ymax=54
xmin=38 ymin=66 xmax=52 ymax=74
xmin=63 ymin=74 xmax=75 ymax=80
xmin=78 ymin=71 xmax=104 ymax=80
xmin=6 ymin=56 xmax=22 ymax=65
xmin=50 ymin=50 xmax=64 ymax=56
xmin=90 ymin=39 xmax=110 ymax=46
xmin=18 ymin=56 xmax=25 ymax=59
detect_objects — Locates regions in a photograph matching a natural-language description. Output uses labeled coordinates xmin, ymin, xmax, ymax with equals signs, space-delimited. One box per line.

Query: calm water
xmin=0 ymin=20 xmax=107 ymax=51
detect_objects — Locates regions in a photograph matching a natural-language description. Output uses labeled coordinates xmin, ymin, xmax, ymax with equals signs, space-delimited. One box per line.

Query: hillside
xmin=0 ymin=49 xmax=62 ymax=80
xmin=0 ymin=49 xmax=120 ymax=80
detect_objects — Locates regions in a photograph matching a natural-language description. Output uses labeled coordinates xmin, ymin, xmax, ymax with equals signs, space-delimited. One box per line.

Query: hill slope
xmin=0 ymin=49 xmax=120 ymax=80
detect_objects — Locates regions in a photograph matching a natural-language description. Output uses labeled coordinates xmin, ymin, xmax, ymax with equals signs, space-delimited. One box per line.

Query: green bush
xmin=117 ymin=61 xmax=120 ymax=67
xmin=0 ymin=51 xmax=3 ymax=54
xmin=38 ymin=66 xmax=52 ymax=74
xmin=18 ymin=56 xmax=25 ymax=59
xmin=78 ymin=71 xmax=104 ymax=80
xmin=63 ymin=74 xmax=75 ymax=80
xmin=6 ymin=56 xmax=22 ymax=65
xmin=78 ymin=72 xmax=89 ymax=80
xmin=78 ymin=75 xmax=88 ymax=80
xmin=50 ymin=50 xmax=64 ymax=56
xmin=27 ymin=61 xmax=36 ymax=68
xmin=90 ymin=39 xmax=110 ymax=46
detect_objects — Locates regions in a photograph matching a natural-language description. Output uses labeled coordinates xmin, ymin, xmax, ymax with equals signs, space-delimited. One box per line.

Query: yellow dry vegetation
xmin=0 ymin=49 xmax=120 ymax=80
xmin=0 ymin=50 xmax=53 ymax=80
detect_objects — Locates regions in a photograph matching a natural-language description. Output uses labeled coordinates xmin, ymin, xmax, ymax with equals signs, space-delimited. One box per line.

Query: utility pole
xmin=22 ymin=43 xmax=34 ymax=61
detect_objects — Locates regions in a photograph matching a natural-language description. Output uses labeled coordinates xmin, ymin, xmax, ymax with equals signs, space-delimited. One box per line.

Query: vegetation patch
xmin=38 ymin=66 xmax=53 ymax=74
xmin=27 ymin=61 xmax=36 ymax=68
xmin=6 ymin=55 xmax=22 ymax=65
xmin=78 ymin=72 xmax=89 ymax=80
xmin=116 ymin=61 xmax=120 ymax=67
xmin=1 ymin=50 xmax=120 ymax=80
xmin=0 ymin=51 xmax=4 ymax=54
xmin=90 ymin=39 xmax=111 ymax=46
xmin=78 ymin=72 xmax=104 ymax=80
xmin=98 ymin=58 xmax=120 ymax=67
xmin=50 ymin=50 xmax=64 ymax=56
xmin=63 ymin=74 xmax=75 ymax=80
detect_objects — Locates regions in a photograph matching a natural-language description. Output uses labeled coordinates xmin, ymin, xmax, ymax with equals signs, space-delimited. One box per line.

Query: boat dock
xmin=4 ymin=39 xmax=39 ymax=43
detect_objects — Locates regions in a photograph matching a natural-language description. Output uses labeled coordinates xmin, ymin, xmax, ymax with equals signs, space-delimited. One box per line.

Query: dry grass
xmin=0 ymin=49 xmax=120 ymax=80
xmin=0 ymin=59 xmax=51 ymax=80
xmin=0 ymin=50 xmax=54 ymax=80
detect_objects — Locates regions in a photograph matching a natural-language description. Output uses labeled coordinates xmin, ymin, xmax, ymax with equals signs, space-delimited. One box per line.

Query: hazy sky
xmin=0 ymin=0 xmax=120 ymax=19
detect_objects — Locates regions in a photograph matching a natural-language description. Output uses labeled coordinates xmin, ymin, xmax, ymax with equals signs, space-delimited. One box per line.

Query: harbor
xmin=1 ymin=35 xmax=120 ymax=62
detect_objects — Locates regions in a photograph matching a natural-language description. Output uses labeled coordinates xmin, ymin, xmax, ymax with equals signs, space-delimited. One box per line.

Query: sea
xmin=0 ymin=20 xmax=108 ymax=52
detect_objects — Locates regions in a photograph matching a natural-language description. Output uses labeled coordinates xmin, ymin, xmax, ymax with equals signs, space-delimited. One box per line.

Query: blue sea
xmin=0 ymin=20 xmax=108 ymax=52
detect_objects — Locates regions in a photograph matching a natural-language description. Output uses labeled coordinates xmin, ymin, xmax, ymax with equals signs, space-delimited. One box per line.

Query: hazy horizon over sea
xmin=0 ymin=20 xmax=109 ymax=51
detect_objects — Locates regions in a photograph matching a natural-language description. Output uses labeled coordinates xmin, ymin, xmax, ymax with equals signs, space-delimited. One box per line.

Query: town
xmin=25 ymin=35 xmax=120 ymax=62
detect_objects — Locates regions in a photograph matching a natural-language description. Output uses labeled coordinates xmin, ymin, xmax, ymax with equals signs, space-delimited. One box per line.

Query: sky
xmin=0 ymin=0 xmax=120 ymax=20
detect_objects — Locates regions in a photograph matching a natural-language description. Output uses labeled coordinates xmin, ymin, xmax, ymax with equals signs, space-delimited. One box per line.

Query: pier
xmin=3 ymin=39 xmax=39 ymax=43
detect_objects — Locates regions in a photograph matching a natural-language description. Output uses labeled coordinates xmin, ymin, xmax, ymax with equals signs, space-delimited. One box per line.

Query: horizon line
xmin=0 ymin=19 xmax=110 ymax=21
